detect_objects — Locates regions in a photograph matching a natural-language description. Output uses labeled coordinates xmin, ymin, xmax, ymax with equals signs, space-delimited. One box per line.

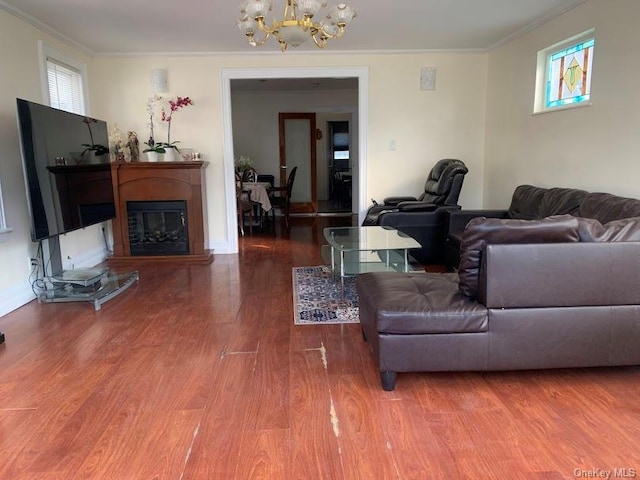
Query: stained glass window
xmin=546 ymin=38 xmax=594 ymax=109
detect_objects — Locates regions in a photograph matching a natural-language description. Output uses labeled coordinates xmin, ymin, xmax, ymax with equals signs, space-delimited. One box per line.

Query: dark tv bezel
xmin=16 ymin=98 xmax=115 ymax=242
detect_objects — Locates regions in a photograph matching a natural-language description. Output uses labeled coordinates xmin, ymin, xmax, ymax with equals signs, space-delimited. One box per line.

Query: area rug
xmin=292 ymin=266 xmax=359 ymax=325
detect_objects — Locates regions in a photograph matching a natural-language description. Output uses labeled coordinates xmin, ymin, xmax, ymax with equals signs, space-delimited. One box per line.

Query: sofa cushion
xmin=538 ymin=187 xmax=587 ymax=218
xmin=458 ymin=215 xmax=580 ymax=298
xmin=578 ymin=192 xmax=640 ymax=224
xmin=357 ymin=272 xmax=488 ymax=334
xmin=578 ymin=216 xmax=640 ymax=242
xmin=507 ymin=185 xmax=547 ymax=219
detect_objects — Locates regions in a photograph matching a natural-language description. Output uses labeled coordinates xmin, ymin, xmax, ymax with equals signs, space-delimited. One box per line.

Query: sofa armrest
xmin=479 ymin=242 xmax=640 ymax=308
xmin=379 ymin=205 xmax=460 ymax=226
xmin=383 ymin=196 xmax=418 ymax=206
xmin=397 ymin=201 xmax=438 ymax=212
xmin=377 ymin=205 xmax=460 ymax=264
xmin=447 ymin=209 xmax=509 ymax=236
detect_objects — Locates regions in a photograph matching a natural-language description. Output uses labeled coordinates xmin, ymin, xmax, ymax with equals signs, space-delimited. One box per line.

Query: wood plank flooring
xmin=1 ymin=216 xmax=640 ymax=479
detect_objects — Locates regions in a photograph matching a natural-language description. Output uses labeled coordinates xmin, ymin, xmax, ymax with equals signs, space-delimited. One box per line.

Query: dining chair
xmin=256 ymin=174 xmax=275 ymax=187
xmin=268 ymin=166 xmax=297 ymax=226
xmin=242 ymin=168 xmax=257 ymax=183
xmin=236 ymin=174 xmax=260 ymax=235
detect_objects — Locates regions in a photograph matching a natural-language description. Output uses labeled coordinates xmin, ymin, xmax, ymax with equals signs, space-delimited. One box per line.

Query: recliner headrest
xmin=423 ymin=159 xmax=468 ymax=194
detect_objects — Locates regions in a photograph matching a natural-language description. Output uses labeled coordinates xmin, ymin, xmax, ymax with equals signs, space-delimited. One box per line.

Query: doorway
xmin=279 ymin=112 xmax=317 ymax=214
xmin=325 ymin=120 xmax=351 ymax=213
xmin=221 ymin=67 xmax=369 ymax=254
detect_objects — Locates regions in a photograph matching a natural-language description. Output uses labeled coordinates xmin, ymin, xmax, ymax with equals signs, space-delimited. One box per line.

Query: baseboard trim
xmin=0 ymin=281 xmax=35 ymax=318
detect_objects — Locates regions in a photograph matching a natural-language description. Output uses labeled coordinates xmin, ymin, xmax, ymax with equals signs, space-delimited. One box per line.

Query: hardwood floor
xmin=1 ymin=216 xmax=640 ymax=479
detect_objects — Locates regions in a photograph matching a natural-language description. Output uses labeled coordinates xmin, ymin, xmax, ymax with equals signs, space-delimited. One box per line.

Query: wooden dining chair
xmin=242 ymin=168 xmax=257 ymax=183
xmin=236 ymin=174 xmax=260 ymax=235
xmin=268 ymin=166 xmax=297 ymax=226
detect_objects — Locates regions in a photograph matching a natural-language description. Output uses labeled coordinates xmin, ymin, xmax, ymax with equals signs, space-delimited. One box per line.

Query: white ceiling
xmin=1 ymin=0 xmax=585 ymax=56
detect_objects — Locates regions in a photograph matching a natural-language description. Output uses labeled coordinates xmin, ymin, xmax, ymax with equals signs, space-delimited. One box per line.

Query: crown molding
xmin=94 ymin=47 xmax=486 ymax=58
xmin=0 ymin=0 xmax=94 ymax=56
xmin=487 ymin=0 xmax=587 ymax=51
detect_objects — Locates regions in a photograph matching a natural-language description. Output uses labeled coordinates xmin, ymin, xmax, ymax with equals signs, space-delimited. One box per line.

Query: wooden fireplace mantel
xmin=109 ymin=161 xmax=213 ymax=265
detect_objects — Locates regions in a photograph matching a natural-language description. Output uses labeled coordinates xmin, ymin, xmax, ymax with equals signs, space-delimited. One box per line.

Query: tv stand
xmin=39 ymin=269 xmax=139 ymax=311
xmin=38 ymin=237 xmax=138 ymax=311
xmin=49 ymin=267 xmax=109 ymax=287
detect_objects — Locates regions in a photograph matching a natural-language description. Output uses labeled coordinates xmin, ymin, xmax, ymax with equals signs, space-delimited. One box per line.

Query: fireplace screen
xmin=127 ymin=201 xmax=189 ymax=256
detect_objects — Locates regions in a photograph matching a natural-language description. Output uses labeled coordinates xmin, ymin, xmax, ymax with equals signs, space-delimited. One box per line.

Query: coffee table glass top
xmin=322 ymin=226 xmax=421 ymax=276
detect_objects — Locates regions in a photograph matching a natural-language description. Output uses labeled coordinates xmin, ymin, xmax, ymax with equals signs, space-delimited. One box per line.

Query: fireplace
xmin=127 ymin=200 xmax=188 ymax=256
xmin=109 ymin=161 xmax=213 ymax=265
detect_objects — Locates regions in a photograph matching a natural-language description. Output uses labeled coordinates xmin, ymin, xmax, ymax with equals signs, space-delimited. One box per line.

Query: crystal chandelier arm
xmin=255 ymin=16 xmax=281 ymax=35
xmin=310 ymin=31 xmax=328 ymax=49
xmin=237 ymin=16 xmax=274 ymax=46
xmin=247 ymin=30 xmax=272 ymax=47
xmin=318 ymin=19 xmax=345 ymax=39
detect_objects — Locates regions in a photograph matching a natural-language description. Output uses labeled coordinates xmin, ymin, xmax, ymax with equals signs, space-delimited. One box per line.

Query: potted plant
xmin=159 ymin=96 xmax=194 ymax=161
xmin=143 ymin=95 xmax=164 ymax=161
xmin=234 ymin=155 xmax=254 ymax=175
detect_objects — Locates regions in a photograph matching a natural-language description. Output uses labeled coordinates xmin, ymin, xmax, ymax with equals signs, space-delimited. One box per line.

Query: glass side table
xmin=322 ymin=226 xmax=421 ymax=296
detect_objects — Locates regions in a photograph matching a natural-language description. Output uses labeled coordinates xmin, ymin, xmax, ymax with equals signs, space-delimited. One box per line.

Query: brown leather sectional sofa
xmin=357 ymin=185 xmax=640 ymax=390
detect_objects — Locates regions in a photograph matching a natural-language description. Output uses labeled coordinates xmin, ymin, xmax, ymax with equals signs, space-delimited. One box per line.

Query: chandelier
xmin=237 ymin=0 xmax=357 ymax=52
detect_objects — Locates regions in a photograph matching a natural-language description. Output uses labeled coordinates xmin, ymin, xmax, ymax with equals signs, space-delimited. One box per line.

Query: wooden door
xmin=278 ymin=112 xmax=317 ymax=214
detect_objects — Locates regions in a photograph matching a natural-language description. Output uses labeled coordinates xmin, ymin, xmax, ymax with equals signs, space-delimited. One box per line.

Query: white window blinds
xmin=46 ymin=59 xmax=85 ymax=114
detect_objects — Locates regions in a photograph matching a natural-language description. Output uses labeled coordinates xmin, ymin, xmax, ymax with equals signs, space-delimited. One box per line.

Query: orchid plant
xmin=143 ymin=95 xmax=164 ymax=153
xmin=160 ymin=96 xmax=194 ymax=152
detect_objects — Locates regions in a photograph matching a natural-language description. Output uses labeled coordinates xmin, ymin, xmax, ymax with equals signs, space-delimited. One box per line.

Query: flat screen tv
xmin=16 ymin=98 xmax=115 ymax=242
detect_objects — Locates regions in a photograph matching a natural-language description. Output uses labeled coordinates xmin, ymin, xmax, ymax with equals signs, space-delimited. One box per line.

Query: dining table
xmin=242 ymin=181 xmax=272 ymax=212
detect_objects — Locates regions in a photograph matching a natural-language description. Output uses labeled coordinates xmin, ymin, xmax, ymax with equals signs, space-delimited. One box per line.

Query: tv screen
xmin=16 ymin=98 xmax=115 ymax=241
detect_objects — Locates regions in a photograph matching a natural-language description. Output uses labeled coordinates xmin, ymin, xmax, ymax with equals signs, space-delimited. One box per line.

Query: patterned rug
xmin=292 ymin=266 xmax=359 ymax=325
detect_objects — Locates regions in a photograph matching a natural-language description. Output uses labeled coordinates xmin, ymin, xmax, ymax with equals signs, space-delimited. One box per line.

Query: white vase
xmin=146 ymin=151 xmax=159 ymax=162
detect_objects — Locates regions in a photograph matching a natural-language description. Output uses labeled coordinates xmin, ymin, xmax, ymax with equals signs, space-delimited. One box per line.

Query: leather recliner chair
xmin=362 ymin=158 xmax=468 ymax=264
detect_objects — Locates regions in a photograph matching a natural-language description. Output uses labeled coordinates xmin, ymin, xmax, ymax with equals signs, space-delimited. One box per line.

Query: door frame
xmin=221 ymin=66 xmax=369 ymax=254
xmin=279 ymin=112 xmax=317 ymax=213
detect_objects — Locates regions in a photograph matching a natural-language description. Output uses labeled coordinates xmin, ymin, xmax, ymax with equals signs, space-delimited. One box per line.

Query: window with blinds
xmin=46 ymin=59 xmax=85 ymax=114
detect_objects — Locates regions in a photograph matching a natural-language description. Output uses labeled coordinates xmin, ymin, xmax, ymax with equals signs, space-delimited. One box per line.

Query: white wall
xmin=484 ymin=0 xmax=640 ymax=208
xmin=0 ymin=10 xmax=108 ymax=316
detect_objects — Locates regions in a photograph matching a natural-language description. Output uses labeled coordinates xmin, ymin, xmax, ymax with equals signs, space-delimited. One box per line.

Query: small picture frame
xmin=179 ymin=148 xmax=194 ymax=161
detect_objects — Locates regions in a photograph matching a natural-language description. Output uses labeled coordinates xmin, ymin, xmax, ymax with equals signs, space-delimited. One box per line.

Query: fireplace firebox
xmin=127 ymin=200 xmax=188 ymax=256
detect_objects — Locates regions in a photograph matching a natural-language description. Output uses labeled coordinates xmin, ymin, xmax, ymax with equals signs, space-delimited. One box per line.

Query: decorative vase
xmin=146 ymin=151 xmax=159 ymax=162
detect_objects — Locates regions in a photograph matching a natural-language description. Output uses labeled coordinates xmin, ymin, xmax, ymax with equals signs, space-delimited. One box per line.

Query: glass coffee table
xmin=322 ymin=226 xmax=421 ymax=282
